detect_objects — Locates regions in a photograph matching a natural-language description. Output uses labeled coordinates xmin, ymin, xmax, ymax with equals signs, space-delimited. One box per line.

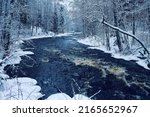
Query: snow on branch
xmin=102 ymin=19 xmax=150 ymax=55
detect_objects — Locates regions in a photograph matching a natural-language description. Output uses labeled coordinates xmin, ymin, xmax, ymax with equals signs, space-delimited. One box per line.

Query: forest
xmin=0 ymin=0 xmax=150 ymax=100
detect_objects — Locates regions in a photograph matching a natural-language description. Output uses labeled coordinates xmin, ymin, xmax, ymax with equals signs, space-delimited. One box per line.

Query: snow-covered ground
xmin=46 ymin=89 xmax=101 ymax=100
xmin=78 ymin=36 xmax=150 ymax=70
xmin=47 ymin=93 xmax=91 ymax=100
xmin=18 ymin=26 xmax=81 ymax=41
xmin=23 ymin=32 xmax=81 ymax=40
xmin=0 ymin=35 xmax=43 ymax=100
xmin=0 ymin=78 xmax=43 ymax=100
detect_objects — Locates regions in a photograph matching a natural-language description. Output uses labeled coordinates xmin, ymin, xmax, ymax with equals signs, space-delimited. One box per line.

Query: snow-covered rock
xmin=47 ymin=93 xmax=72 ymax=100
xmin=47 ymin=93 xmax=91 ymax=100
xmin=73 ymin=94 xmax=91 ymax=100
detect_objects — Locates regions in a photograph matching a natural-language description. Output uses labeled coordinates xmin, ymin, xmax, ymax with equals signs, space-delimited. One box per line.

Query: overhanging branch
xmin=102 ymin=20 xmax=150 ymax=55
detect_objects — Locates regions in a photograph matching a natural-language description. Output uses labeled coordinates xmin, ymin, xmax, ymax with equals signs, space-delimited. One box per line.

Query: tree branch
xmin=102 ymin=19 xmax=150 ymax=55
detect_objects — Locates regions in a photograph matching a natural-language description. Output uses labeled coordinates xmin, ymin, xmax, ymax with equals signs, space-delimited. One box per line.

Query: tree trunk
xmin=104 ymin=26 xmax=111 ymax=51
xmin=131 ymin=15 xmax=136 ymax=45
xmin=82 ymin=19 xmax=86 ymax=37
xmin=2 ymin=0 xmax=11 ymax=54
xmin=113 ymin=0 xmax=123 ymax=52
xmin=53 ymin=3 xmax=58 ymax=34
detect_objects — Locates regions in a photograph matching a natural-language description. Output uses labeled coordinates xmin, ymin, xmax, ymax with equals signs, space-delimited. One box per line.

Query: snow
xmin=47 ymin=93 xmax=72 ymax=100
xmin=78 ymin=36 xmax=113 ymax=54
xmin=0 ymin=74 xmax=9 ymax=80
xmin=78 ymin=37 xmax=150 ymax=70
xmin=32 ymin=27 xmax=43 ymax=36
xmin=73 ymin=94 xmax=91 ymax=100
xmin=1 ymin=50 xmax=34 ymax=68
xmin=136 ymin=60 xmax=149 ymax=69
xmin=23 ymin=32 xmax=81 ymax=40
xmin=112 ymin=54 xmax=139 ymax=61
xmin=47 ymin=93 xmax=91 ymax=100
xmin=59 ymin=0 xmax=73 ymax=11
xmin=56 ymin=32 xmax=81 ymax=37
xmin=112 ymin=53 xmax=149 ymax=69
xmin=23 ymin=31 xmax=55 ymax=40
xmin=0 ymin=35 xmax=42 ymax=100
xmin=15 ymin=50 xmax=34 ymax=56
xmin=78 ymin=36 xmax=101 ymax=47
xmin=23 ymin=35 xmax=54 ymax=40
xmin=0 ymin=77 xmax=43 ymax=100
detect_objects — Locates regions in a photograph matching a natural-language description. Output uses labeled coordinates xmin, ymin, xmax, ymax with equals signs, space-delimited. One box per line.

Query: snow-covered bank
xmin=0 ymin=78 xmax=43 ymax=100
xmin=0 ymin=38 xmax=43 ymax=100
xmin=78 ymin=37 xmax=150 ymax=70
xmin=22 ymin=32 xmax=81 ymax=40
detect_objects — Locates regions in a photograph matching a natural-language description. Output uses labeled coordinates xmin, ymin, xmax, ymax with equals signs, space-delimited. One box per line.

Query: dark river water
xmin=6 ymin=36 xmax=150 ymax=100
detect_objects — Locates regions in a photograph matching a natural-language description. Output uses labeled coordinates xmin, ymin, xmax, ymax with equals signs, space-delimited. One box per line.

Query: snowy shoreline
xmin=22 ymin=32 xmax=81 ymax=41
xmin=77 ymin=37 xmax=150 ymax=70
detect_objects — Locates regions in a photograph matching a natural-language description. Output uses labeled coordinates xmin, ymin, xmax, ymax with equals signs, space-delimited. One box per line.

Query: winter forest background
xmin=0 ymin=0 xmax=150 ymax=100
